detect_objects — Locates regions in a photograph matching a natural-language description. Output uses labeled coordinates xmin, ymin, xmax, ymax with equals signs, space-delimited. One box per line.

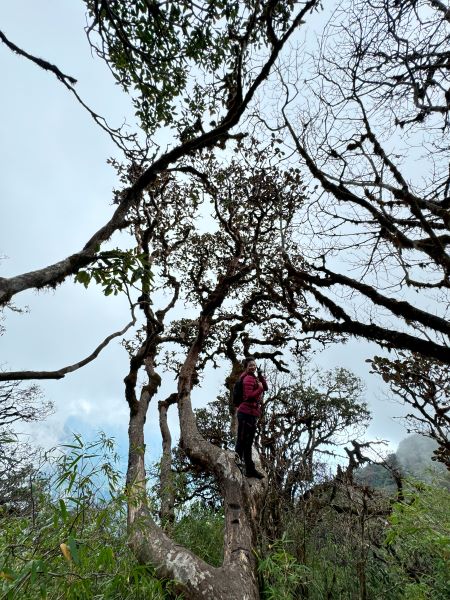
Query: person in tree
xmin=235 ymin=357 xmax=268 ymax=479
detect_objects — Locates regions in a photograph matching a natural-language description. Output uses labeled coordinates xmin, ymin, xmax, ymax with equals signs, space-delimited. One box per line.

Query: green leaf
xmin=68 ymin=536 xmax=80 ymax=565
xmin=74 ymin=270 xmax=91 ymax=288
xmin=59 ymin=499 xmax=68 ymax=523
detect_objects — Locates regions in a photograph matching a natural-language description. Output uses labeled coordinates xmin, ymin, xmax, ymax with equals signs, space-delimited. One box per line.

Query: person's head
xmin=243 ymin=356 xmax=257 ymax=374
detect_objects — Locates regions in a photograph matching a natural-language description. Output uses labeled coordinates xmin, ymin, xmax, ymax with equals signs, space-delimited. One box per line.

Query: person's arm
xmin=259 ymin=373 xmax=268 ymax=391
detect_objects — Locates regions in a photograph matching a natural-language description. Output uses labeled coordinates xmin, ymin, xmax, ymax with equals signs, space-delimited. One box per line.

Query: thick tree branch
xmin=286 ymin=262 xmax=450 ymax=337
xmin=0 ymin=2 xmax=314 ymax=307
xmin=305 ymin=317 xmax=450 ymax=363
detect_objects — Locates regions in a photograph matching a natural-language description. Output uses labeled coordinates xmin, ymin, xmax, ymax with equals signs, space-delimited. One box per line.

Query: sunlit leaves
xmin=74 ymin=248 xmax=153 ymax=297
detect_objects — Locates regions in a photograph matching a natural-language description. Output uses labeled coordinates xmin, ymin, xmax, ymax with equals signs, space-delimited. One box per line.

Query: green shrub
xmin=385 ymin=481 xmax=450 ymax=599
xmin=257 ymin=535 xmax=312 ymax=600
xmin=0 ymin=433 xmax=180 ymax=599
xmin=172 ymin=503 xmax=224 ymax=567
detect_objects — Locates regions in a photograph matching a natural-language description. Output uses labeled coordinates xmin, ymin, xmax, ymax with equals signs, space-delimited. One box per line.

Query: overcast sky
xmin=0 ymin=1 xmax=410 ymax=469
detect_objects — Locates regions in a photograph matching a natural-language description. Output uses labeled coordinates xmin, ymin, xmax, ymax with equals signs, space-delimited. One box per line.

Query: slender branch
xmin=0 ymin=317 xmax=136 ymax=381
xmin=0 ymin=30 xmax=137 ymax=155
xmin=0 ymin=30 xmax=77 ymax=84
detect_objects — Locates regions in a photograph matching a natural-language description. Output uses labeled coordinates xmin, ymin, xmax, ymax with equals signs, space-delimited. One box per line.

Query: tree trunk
xmin=127 ymin=390 xmax=265 ymax=599
xmin=158 ymin=394 xmax=177 ymax=526
xmin=126 ymin=320 xmax=266 ymax=599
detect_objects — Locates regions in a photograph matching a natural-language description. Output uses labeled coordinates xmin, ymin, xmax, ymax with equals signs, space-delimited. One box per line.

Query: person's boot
xmin=245 ymin=467 xmax=264 ymax=479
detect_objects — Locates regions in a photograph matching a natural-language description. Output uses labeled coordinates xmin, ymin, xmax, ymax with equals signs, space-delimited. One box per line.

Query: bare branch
xmin=0 ymin=30 xmax=77 ymax=84
xmin=0 ymin=317 xmax=136 ymax=381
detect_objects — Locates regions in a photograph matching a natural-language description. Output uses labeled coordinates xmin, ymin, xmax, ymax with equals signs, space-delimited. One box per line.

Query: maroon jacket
xmin=237 ymin=371 xmax=268 ymax=417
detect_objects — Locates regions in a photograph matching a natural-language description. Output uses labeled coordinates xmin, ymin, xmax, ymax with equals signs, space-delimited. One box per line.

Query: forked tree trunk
xmin=126 ymin=331 xmax=266 ymax=599
xmin=127 ymin=394 xmax=266 ymax=597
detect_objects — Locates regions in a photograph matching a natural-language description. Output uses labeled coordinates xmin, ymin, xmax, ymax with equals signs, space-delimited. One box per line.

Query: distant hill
xmin=356 ymin=435 xmax=449 ymax=492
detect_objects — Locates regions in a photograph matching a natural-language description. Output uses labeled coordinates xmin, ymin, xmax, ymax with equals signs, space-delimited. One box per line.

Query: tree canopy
xmin=1 ymin=1 xmax=449 ymax=598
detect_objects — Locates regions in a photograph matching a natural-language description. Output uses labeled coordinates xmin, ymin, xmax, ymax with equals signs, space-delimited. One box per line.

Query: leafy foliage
xmin=84 ymin=0 xmax=299 ymax=134
xmin=0 ymin=433 xmax=180 ymax=599
xmin=75 ymin=248 xmax=152 ymax=297
xmin=386 ymin=482 xmax=450 ymax=600
xmin=2 ymin=432 xmax=449 ymax=599
xmin=258 ymin=479 xmax=450 ymax=599
xmin=257 ymin=535 xmax=312 ymax=600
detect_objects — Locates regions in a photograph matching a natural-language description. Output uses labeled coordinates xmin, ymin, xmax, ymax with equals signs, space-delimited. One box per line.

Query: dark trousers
xmin=235 ymin=412 xmax=257 ymax=471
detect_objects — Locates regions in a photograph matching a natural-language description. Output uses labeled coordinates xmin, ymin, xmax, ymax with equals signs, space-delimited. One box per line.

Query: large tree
xmin=253 ymin=0 xmax=450 ymax=465
xmin=260 ymin=0 xmax=450 ymax=362
xmin=119 ymin=145 xmax=315 ymax=598
xmin=1 ymin=3 xmax=322 ymax=597
xmin=3 ymin=0 xmax=449 ymax=596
